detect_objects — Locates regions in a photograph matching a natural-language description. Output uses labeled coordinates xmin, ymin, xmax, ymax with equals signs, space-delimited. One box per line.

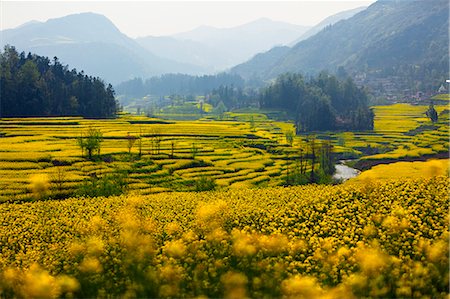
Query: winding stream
xmin=333 ymin=160 xmax=360 ymax=181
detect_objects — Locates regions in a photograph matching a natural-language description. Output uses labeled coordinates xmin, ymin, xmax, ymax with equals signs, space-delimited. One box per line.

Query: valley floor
xmin=0 ymin=101 xmax=448 ymax=202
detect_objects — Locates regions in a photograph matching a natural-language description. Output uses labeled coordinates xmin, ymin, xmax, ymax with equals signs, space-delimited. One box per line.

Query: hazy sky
xmin=1 ymin=1 xmax=375 ymax=38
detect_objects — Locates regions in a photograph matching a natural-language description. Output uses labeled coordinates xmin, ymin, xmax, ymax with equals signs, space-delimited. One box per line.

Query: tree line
xmin=0 ymin=45 xmax=117 ymax=118
xmin=259 ymin=72 xmax=374 ymax=132
xmin=115 ymin=73 xmax=245 ymax=97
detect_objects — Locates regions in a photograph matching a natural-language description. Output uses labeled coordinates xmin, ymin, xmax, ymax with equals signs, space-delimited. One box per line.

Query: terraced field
xmin=320 ymin=102 xmax=449 ymax=168
xmin=0 ymin=115 xmax=295 ymax=201
xmin=0 ymin=101 xmax=448 ymax=202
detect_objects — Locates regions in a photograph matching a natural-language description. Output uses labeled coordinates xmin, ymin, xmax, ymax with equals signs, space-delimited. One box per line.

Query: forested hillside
xmin=260 ymin=73 xmax=374 ymax=132
xmin=0 ymin=46 xmax=117 ymax=118
xmin=0 ymin=13 xmax=206 ymax=84
xmin=115 ymin=73 xmax=245 ymax=97
xmin=232 ymin=0 xmax=449 ymax=98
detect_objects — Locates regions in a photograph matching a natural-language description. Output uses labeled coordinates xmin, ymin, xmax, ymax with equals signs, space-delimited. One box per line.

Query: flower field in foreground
xmin=0 ymin=177 xmax=448 ymax=298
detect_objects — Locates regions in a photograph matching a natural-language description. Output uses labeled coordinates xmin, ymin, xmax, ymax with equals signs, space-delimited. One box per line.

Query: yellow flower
xmin=164 ymin=239 xmax=187 ymax=258
xmin=79 ymin=257 xmax=102 ymax=273
xmin=281 ymin=275 xmax=324 ymax=299
xmin=221 ymin=271 xmax=248 ymax=299
xmin=29 ymin=174 xmax=49 ymax=199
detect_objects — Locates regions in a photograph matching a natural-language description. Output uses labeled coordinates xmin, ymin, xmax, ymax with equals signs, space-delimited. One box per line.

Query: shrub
xmin=76 ymin=172 xmax=127 ymax=197
xmin=195 ymin=176 xmax=217 ymax=191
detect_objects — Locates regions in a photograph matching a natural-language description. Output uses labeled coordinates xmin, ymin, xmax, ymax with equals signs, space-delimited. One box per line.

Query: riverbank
xmin=353 ymin=152 xmax=449 ymax=171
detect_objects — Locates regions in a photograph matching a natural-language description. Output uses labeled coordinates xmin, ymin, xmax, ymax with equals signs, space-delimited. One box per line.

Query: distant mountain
xmin=229 ymin=46 xmax=291 ymax=81
xmin=136 ymin=36 xmax=230 ymax=72
xmin=169 ymin=18 xmax=310 ymax=69
xmin=0 ymin=13 xmax=206 ymax=84
xmin=231 ymin=0 xmax=449 ymax=95
xmin=230 ymin=7 xmax=367 ymax=80
xmin=289 ymin=6 xmax=366 ymax=46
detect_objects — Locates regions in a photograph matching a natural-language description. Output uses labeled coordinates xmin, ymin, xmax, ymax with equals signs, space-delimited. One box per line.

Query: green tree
xmin=318 ymin=140 xmax=335 ymax=181
xmin=307 ymin=136 xmax=319 ymax=183
xmin=77 ymin=127 xmax=103 ymax=160
xmin=191 ymin=143 xmax=198 ymax=159
xmin=285 ymin=130 xmax=294 ymax=146
xmin=214 ymin=101 xmax=227 ymax=120
xmin=195 ymin=176 xmax=216 ymax=191
xmin=426 ymin=102 xmax=438 ymax=123
xmin=0 ymin=46 xmax=117 ymax=118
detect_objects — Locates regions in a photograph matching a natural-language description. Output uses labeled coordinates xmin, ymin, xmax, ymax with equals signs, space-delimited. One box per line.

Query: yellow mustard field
xmin=0 ymin=177 xmax=448 ymax=298
xmin=349 ymin=159 xmax=449 ymax=183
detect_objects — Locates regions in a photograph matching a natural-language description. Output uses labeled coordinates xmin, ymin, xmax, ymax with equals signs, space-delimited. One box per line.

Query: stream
xmin=333 ymin=160 xmax=360 ymax=181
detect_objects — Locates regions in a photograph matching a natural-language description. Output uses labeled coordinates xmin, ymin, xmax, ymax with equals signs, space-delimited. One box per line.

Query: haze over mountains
xmin=1 ymin=0 xmax=447 ymax=99
xmin=232 ymin=0 xmax=449 ymax=95
xmin=137 ymin=18 xmax=309 ymax=72
xmin=0 ymin=13 xmax=205 ymax=84
xmin=288 ymin=6 xmax=366 ymax=46
xmin=1 ymin=14 xmax=310 ymax=84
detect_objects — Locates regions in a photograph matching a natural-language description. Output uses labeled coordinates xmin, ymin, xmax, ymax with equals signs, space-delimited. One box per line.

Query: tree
xmin=191 ymin=143 xmax=198 ymax=159
xmin=426 ymin=102 xmax=438 ymax=123
xmin=149 ymin=128 xmax=162 ymax=155
xmin=318 ymin=140 xmax=335 ymax=182
xmin=260 ymin=73 xmax=373 ymax=132
xmin=284 ymin=143 xmax=309 ymax=186
xmin=77 ymin=127 xmax=103 ymax=160
xmin=170 ymin=140 xmax=176 ymax=158
xmin=249 ymin=116 xmax=256 ymax=131
xmin=138 ymin=127 xmax=143 ymax=158
xmin=285 ymin=130 xmax=294 ymax=146
xmin=307 ymin=136 xmax=319 ymax=183
xmin=214 ymin=101 xmax=227 ymax=120
xmin=0 ymin=46 xmax=117 ymax=118
xmin=126 ymin=132 xmax=138 ymax=155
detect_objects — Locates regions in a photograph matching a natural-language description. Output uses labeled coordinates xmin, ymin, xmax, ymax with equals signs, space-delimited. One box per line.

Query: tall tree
xmin=0 ymin=45 xmax=117 ymax=118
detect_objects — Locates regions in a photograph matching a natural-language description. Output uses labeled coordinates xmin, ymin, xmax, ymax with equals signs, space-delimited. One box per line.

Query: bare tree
xmin=126 ymin=132 xmax=138 ymax=155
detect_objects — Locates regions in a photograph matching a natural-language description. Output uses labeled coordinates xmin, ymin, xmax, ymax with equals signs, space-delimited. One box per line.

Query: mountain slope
xmin=136 ymin=36 xmax=230 ymax=72
xmin=231 ymin=0 xmax=448 ymax=95
xmin=230 ymin=7 xmax=368 ymax=80
xmin=270 ymin=0 xmax=448 ymax=76
xmin=229 ymin=46 xmax=291 ymax=80
xmin=171 ymin=18 xmax=310 ymax=68
xmin=1 ymin=13 xmax=205 ymax=84
xmin=289 ymin=6 xmax=366 ymax=46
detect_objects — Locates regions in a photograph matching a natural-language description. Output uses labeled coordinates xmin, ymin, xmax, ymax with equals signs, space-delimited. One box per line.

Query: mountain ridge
xmin=165 ymin=18 xmax=310 ymax=69
xmin=0 ymin=12 xmax=207 ymax=84
xmin=231 ymin=0 xmax=449 ymax=96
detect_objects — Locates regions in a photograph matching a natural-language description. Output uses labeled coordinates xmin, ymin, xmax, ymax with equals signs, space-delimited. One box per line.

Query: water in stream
xmin=333 ymin=161 xmax=360 ymax=182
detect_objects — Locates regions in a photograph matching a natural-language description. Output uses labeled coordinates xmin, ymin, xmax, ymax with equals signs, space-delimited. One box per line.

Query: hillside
xmin=229 ymin=46 xmax=290 ymax=81
xmin=231 ymin=0 xmax=449 ymax=97
xmin=171 ymin=18 xmax=310 ymax=69
xmin=0 ymin=13 xmax=206 ymax=84
xmin=288 ymin=6 xmax=366 ymax=45
xmin=0 ymin=46 xmax=117 ymax=118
